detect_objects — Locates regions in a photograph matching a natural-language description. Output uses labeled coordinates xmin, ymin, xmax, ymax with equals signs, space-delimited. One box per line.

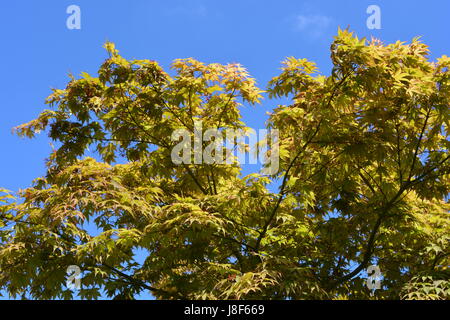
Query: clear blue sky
xmin=0 ymin=0 xmax=448 ymax=299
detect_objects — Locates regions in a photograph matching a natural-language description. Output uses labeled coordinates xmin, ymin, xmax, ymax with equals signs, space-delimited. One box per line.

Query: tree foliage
xmin=1 ymin=30 xmax=449 ymax=299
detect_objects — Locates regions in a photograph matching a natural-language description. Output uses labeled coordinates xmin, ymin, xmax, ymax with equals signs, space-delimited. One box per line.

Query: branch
xmin=182 ymin=164 xmax=209 ymax=195
xmin=407 ymin=104 xmax=432 ymax=183
xmin=329 ymin=180 xmax=414 ymax=288
xmin=254 ymin=119 xmax=322 ymax=253
xmin=100 ymin=262 xmax=174 ymax=297
xmin=254 ymin=70 xmax=354 ymax=254
xmin=330 ymin=215 xmax=383 ymax=286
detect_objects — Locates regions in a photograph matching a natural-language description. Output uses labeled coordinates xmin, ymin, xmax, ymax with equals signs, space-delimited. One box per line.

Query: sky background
xmin=0 ymin=0 xmax=448 ymax=299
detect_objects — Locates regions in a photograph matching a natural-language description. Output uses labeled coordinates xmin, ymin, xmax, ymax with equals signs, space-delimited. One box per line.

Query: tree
xmin=1 ymin=30 xmax=449 ymax=300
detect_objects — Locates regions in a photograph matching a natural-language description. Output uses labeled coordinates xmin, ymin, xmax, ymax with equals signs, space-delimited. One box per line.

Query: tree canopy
xmin=1 ymin=29 xmax=449 ymax=300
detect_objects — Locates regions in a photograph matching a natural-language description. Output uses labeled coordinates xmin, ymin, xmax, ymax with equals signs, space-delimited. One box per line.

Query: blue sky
xmin=1 ymin=0 xmax=449 ymax=191
xmin=0 ymin=0 xmax=448 ymax=299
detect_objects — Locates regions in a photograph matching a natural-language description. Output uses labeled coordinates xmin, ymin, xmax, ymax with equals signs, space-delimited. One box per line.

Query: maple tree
xmin=1 ymin=30 xmax=449 ymax=299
